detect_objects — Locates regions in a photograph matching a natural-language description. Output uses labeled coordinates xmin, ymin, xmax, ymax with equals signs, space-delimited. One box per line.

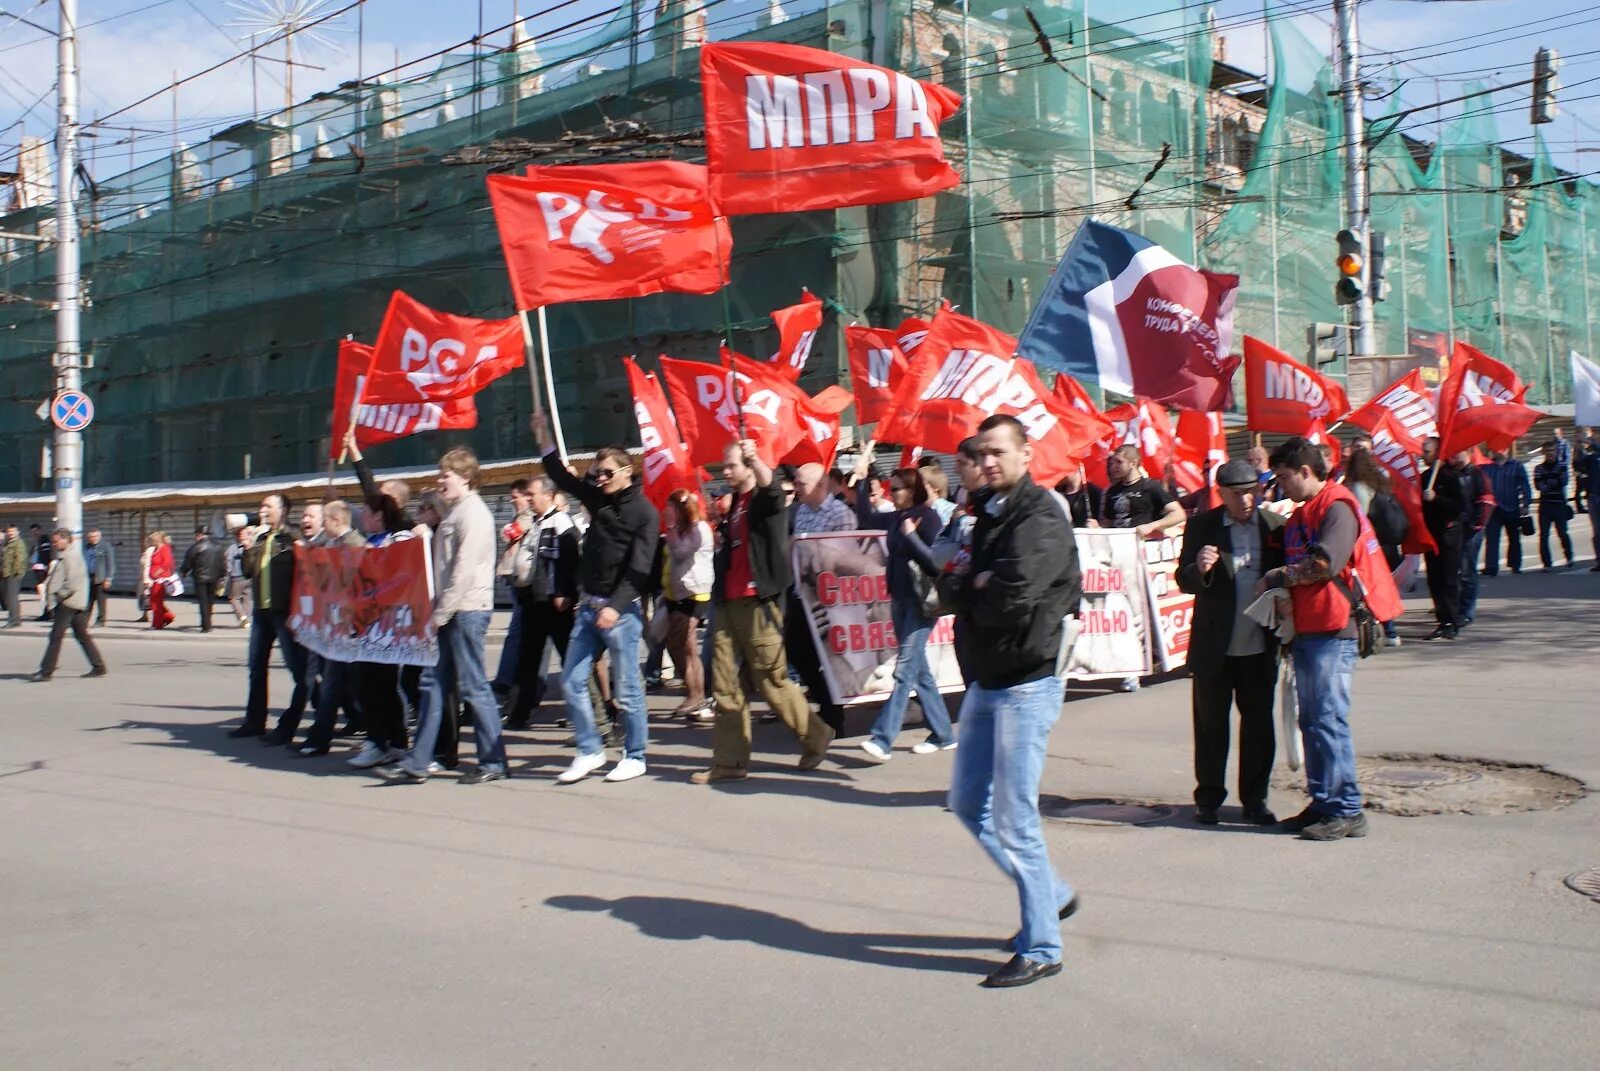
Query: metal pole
xmin=1083 ymin=1 xmax=1096 ymax=210
xmin=53 ymin=0 xmax=84 ymax=535
xmin=1334 ymin=0 xmax=1375 ymax=360
xmin=1580 ymin=195 xmax=1594 ymax=366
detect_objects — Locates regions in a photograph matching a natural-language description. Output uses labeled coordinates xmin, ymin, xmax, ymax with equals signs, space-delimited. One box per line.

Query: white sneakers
xmin=347 ymin=742 xmax=400 ymax=769
xmin=556 ymin=750 xmax=609 ymax=784
xmin=911 ymin=739 xmax=959 ymax=755
xmin=859 ymin=739 xmax=891 ymax=763
xmin=603 ymin=757 xmax=647 ymax=783
xmin=1384 ymin=635 xmax=1403 ymax=648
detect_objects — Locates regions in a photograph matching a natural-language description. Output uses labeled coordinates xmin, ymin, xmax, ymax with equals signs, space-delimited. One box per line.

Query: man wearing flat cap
xmin=1176 ymin=461 xmax=1287 ymax=826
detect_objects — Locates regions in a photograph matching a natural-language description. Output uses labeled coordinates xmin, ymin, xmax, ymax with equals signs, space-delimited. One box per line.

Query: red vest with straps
xmin=1285 ymin=480 xmax=1404 ymax=633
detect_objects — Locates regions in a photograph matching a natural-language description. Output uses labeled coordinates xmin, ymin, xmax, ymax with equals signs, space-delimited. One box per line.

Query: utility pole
xmin=1334 ymin=0 xmax=1375 ymax=361
xmin=53 ymin=0 xmax=85 ymax=535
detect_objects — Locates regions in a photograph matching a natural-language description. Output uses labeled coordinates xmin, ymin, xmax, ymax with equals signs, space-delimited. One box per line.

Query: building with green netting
xmin=1 ymin=0 xmax=1593 ymax=497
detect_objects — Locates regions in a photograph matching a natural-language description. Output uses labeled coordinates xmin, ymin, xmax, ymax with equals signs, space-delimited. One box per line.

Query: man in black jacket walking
xmin=535 ymin=413 xmax=659 ymax=785
xmin=691 ymin=440 xmax=834 ymax=785
xmin=942 ymin=415 xmax=1082 ymax=990
xmin=231 ymin=494 xmax=309 ymax=739
xmin=1419 ymin=436 xmax=1466 ymax=640
xmin=1176 ymin=461 xmax=1286 ymax=827
xmin=180 ymin=527 xmax=225 ymax=633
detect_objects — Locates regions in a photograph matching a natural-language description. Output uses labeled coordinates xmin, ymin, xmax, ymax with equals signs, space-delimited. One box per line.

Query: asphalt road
xmin=2 ymin=551 xmax=1598 ymax=1069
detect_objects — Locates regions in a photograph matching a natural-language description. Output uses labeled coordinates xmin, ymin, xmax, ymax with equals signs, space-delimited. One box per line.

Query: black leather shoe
xmin=1195 ymin=806 xmax=1220 ymax=825
xmin=980 ymin=954 xmax=1062 ymax=989
xmin=82 ymin=667 xmax=108 ymax=678
xmin=1279 ymin=806 xmax=1321 ymax=833
xmin=1240 ymin=804 xmax=1278 ymax=826
xmin=259 ymin=729 xmax=294 ymax=747
xmin=459 ymin=768 xmax=507 ymax=785
xmin=28 ymin=671 xmax=51 ymax=682
xmin=227 ymin=725 xmax=265 ymax=739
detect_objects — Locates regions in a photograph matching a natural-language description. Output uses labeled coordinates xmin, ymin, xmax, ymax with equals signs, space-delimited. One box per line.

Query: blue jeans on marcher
xmin=493 ymin=598 xmax=523 ymax=691
xmin=948 ymin=674 xmax=1072 ymax=965
xmin=562 ymin=601 xmax=648 ymax=761
xmin=1458 ymin=529 xmax=1485 ymax=623
xmin=406 ymin=610 xmax=505 ymax=772
xmin=869 ymin=596 xmax=954 ymax=751
xmin=1291 ymin=635 xmax=1361 ymax=818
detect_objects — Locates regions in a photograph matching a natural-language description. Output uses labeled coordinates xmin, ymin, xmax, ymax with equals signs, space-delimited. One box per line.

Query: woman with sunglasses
xmin=850 ymin=450 xmax=957 ymax=761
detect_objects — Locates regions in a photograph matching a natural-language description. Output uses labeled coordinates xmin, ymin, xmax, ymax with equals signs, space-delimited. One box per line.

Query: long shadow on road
xmin=545 ymin=893 xmax=999 ymax=975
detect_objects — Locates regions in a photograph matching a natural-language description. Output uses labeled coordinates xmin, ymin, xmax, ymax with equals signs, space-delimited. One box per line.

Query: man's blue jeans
xmin=1458 ymin=529 xmax=1486 ymax=623
xmin=406 ymin=610 xmax=505 ymax=772
xmin=948 ymin=674 xmax=1072 ymax=966
xmin=870 ymin=597 xmax=954 ymax=750
xmin=562 ymin=602 xmax=647 ymax=761
xmin=1291 ymin=635 xmax=1361 ymax=818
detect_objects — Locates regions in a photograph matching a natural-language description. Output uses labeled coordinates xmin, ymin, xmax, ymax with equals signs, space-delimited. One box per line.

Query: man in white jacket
xmin=378 ymin=447 xmax=508 ymax=784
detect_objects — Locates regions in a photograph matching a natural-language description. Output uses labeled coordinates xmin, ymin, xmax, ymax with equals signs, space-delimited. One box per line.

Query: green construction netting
xmin=1 ymin=0 xmax=1596 ymax=491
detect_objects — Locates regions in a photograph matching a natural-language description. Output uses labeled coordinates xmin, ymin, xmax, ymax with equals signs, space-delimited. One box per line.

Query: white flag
xmin=1572 ymin=351 xmax=1600 ymax=427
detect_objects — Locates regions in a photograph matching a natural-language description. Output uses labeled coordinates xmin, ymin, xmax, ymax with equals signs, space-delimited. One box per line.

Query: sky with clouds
xmin=0 ymin=0 xmax=1596 ymax=181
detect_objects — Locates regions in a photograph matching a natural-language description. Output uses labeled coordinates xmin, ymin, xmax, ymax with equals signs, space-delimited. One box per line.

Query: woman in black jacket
xmin=851 ymin=456 xmax=956 ymax=762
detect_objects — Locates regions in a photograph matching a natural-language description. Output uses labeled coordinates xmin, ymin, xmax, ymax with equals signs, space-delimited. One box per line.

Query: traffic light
xmin=1369 ymin=231 xmax=1388 ymax=303
xmin=1335 ymin=229 xmax=1363 ymax=306
xmin=1307 ymin=322 xmax=1349 ymax=367
xmin=1532 ymin=48 xmax=1560 ymax=125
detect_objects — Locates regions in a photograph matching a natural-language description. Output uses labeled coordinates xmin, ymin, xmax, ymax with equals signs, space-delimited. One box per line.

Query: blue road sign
xmin=51 ymin=390 xmax=94 ymax=432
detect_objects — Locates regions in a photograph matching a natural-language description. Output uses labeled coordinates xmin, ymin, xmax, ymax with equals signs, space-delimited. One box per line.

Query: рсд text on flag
xmin=1435 ymin=342 xmax=1541 ymax=457
xmin=623 ymin=357 xmax=702 ymax=515
xmin=658 ymin=350 xmax=820 ymax=467
xmin=487 ymin=161 xmax=730 ymax=308
xmin=769 ymin=289 xmax=823 ymax=380
xmin=700 ymin=41 xmax=962 ymax=215
xmin=360 ymin=292 xmax=524 ymax=420
xmin=844 ymin=325 xmax=909 ymax=426
xmin=1016 ymin=218 xmax=1240 ymax=411
xmin=333 ymin=338 xmax=480 ymax=452
xmin=1243 ymin=336 xmax=1351 ymax=435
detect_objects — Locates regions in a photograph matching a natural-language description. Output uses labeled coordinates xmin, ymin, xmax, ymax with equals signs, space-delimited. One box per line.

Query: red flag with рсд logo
xmin=360 ymin=291 xmax=524 ymax=415
xmin=623 ymin=357 xmax=702 ymax=517
xmin=701 ymin=42 xmax=963 ymax=215
xmin=658 ymin=349 xmax=819 ymax=468
xmin=769 ymin=289 xmax=823 ymax=381
xmin=1435 ymin=342 xmax=1541 ymax=457
xmin=1243 ymin=336 xmax=1352 ymax=435
xmin=844 ymin=326 xmax=909 ymax=426
xmin=332 ymin=339 xmax=480 ymax=453
xmin=874 ymin=307 xmax=1110 ymax=485
xmin=487 ymin=161 xmax=730 ymax=308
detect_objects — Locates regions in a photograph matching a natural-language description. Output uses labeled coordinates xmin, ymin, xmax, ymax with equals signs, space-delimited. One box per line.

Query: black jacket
xmin=181 ymin=537 xmax=226 ymax=584
xmin=1176 ymin=506 xmax=1286 ymax=669
xmin=1422 ymin=460 xmax=1466 ymax=535
xmin=938 ymin=475 xmax=1081 ymax=689
xmin=854 ymin=481 xmax=942 ymax=606
xmin=714 ymin=480 xmax=792 ymax=602
xmin=241 ymin=526 xmax=296 ymax=612
xmin=543 ymin=450 xmax=659 ymax=609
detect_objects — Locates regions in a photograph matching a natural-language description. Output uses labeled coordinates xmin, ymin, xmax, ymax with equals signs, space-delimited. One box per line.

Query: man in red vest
xmin=1257 ymin=437 xmax=1401 ymax=842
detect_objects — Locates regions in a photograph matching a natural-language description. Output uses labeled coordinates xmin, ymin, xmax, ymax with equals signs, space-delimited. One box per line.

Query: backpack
xmin=1366 ymin=491 xmax=1409 ymax=547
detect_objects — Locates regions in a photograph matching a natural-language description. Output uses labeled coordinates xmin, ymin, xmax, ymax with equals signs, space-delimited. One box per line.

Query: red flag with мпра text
xmin=488 ymin=162 xmax=730 ymax=308
xmin=1243 ymin=336 xmax=1351 ymax=435
xmin=769 ymin=289 xmax=823 ymax=381
xmin=844 ymin=325 xmax=909 ymax=426
xmin=1364 ymin=408 xmax=1436 ymax=555
xmin=624 ymin=357 xmax=702 ymax=517
xmin=1435 ymin=342 xmax=1541 ymax=457
xmin=701 ymin=41 xmax=963 ymax=215
xmin=361 ymin=291 xmax=524 ymax=410
xmin=1344 ymin=369 xmax=1438 ymax=446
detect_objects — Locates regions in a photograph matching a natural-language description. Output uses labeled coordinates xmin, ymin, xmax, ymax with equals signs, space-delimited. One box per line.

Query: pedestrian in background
xmin=146 ymin=531 xmax=177 ymax=631
xmin=31 ymin=529 xmax=106 ymax=682
xmin=137 ymin=534 xmax=156 ymax=622
xmin=1481 ymin=447 xmax=1532 ymax=576
xmin=661 ymin=488 xmax=713 ymax=720
xmin=2 ymin=524 xmax=28 ymax=628
xmin=502 ymin=477 xmax=579 ymax=731
xmin=224 ymin=528 xmax=252 ymax=626
xmin=1533 ymin=439 xmax=1575 ymax=571
xmin=1576 ymin=433 xmax=1600 ymax=571
xmin=180 ymin=527 xmax=225 ymax=633
xmin=83 ymin=529 xmax=114 ymax=627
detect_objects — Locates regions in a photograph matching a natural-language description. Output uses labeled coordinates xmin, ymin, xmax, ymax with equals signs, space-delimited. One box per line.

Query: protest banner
xmin=289 ymin=536 xmax=439 ymax=667
xmin=1064 ymin=528 xmax=1154 ymax=680
xmin=790 ymin=531 xmax=963 ymax=706
xmin=1140 ymin=525 xmax=1194 ymax=672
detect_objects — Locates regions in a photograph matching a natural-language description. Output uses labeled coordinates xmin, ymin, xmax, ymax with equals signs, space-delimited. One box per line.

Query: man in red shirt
xmin=692 ymin=440 xmax=834 ymax=784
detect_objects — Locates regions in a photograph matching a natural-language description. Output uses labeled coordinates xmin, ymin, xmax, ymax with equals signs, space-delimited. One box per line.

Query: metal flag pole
xmin=535 ymin=305 xmax=569 ymax=462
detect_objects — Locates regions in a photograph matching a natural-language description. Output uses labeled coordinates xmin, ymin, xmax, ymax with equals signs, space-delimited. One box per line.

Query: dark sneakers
xmin=1299 ymin=813 xmax=1370 ymax=841
xmin=1194 ymin=806 xmax=1220 ymax=825
xmin=1240 ymin=804 xmax=1278 ymax=826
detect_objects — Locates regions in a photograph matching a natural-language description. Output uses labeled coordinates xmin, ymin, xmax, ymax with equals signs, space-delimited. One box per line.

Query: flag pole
xmin=518 ymin=309 xmax=544 ymax=421
xmin=336 ymin=334 xmax=359 ymax=466
xmin=719 ymin=287 xmax=745 ymax=440
xmin=535 ymin=305 xmax=569 ymax=462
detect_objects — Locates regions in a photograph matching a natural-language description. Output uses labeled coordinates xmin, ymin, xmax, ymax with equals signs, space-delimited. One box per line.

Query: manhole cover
xmin=1274 ymin=753 xmax=1586 ymax=817
xmin=1564 ymin=869 xmax=1600 ymax=903
xmin=1364 ymin=765 xmax=1481 ymax=789
xmin=1042 ymin=798 xmax=1173 ymax=826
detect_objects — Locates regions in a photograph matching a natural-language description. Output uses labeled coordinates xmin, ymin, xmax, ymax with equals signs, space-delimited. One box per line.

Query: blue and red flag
xmin=1016 ymin=220 xmax=1241 ymax=411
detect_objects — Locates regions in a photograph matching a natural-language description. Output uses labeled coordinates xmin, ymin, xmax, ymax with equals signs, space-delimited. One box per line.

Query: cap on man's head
xmin=1215 ymin=460 xmax=1259 ymax=489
